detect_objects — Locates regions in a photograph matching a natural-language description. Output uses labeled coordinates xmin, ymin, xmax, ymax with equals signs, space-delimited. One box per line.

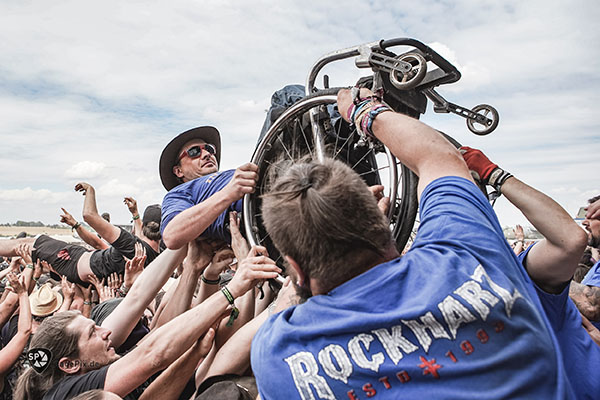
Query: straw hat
xmin=30 ymin=283 xmax=63 ymax=317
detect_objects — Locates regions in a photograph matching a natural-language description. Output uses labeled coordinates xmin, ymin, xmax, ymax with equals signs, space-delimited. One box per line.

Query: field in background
xmin=0 ymin=226 xmax=73 ymax=238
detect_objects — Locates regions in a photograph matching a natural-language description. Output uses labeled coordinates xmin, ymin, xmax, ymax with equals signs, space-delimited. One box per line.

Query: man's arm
xmin=0 ymin=274 xmax=32 ymax=375
xmin=162 ymin=163 xmax=258 ymax=249
xmin=501 ymin=177 xmax=587 ymax=291
xmin=101 ymin=248 xmax=186 ymax=348
xmin=337 ymin=88 xmax=472 ymax=197
xmin=74 ymin=182 xmax=121 ymax=244
xmin=103 ymin=246 xmax=281 ymax=397
xmin=569 ymin=281 xmax=600 ymax=322
xmin=152 ymin=240 xmax=213 ymax=329
xmin=139 ymin=328 xmax=215 ymax=400
xmin=460 ymin=147 xmax=587 ymax=292
xmin=124 ymin=197 xmax=143 ymax=237
xmin=60 ymin=207 xmax=109 ymax=250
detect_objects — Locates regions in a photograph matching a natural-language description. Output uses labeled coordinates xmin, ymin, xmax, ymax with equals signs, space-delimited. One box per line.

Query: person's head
xmin=583 ymin=195 xmax=600 ymax=248
xmin=101 ymin=213 xmax=111 ymax=223
xmin=159 ymin=126 xmax=222 ymax=190
xmin=15 ymin=311 xmax=116 ymax=399
xmin=261 ymin=157 xmax=395 ymax=298
xmin=142 ymin=204 xmax=162 ymax=241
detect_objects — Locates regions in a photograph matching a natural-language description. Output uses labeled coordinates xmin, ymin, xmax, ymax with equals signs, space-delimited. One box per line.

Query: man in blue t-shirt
xmin=568 ymin=195 xmax=600 ymax=329
xmin=251 ymin=88 xmax=574 ymax=399
xmin=461 ymin=147 xmax=599 ymax=399
xmin=158 ymin=126 xmax=258 ymax=248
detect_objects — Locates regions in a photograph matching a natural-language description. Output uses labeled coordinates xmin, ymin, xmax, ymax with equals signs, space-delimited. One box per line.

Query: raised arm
xmin=103 ymin=245 xmax=281 ymax=397
xmin=337 ymin=88 xmax=472 ymax=196
xmin=101 ymin=247 xmax=186 ymax=348
xmin=162 ymin=163 xmax=258 ymax=249
xmin=0 ymin=273 xmax=32 ymax=375
xmin=124 ymin=197 xmax=143 ymax=237
xmin=60 ymin=207 xmax=108 ymax=250
xmin=74 ymin=182 xmax=121 ymax=244
xmin=152 ymin=240 xmax=213 ymax=330
xmin=461 ymin=147 xmax=587 ymax=292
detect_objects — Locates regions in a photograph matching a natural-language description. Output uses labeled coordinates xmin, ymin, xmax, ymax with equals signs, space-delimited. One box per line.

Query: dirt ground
xmin=0 ymin=226 xmax=73 ymax=238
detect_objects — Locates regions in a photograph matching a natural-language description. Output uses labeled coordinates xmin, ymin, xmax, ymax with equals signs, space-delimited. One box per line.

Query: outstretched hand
xmin=459 ymin=146 xmax=498 ymax=183
xmin=15 ymin=243 xmax=33 ymax=265
xmin=368 ymin=185 xmax=390 ymax=215
xmin=513 ymin=224 xmax=525 ymax=241
xmin=224 ymin=163 xmax=258 ymax=201
xmin=123 ymin=197 xmax=138 ymax=214
xmin=6 ymin=273 xmax=26 ymax=296
xmin=229 ymin=211 xmax=249 ymax=261
xmin=60 ymin=208 xmax=77 ymax=227
xmin=226 ymin=246 xmax=281 ymax=299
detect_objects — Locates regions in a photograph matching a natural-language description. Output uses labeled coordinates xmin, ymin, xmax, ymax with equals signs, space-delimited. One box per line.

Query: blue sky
xmin=0 ymin=0 xmax=599 ymax=228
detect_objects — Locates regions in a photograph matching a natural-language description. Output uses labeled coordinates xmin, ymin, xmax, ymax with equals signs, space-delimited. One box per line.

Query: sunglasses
xmin=178 ymin=143 xmax=217 ymax=161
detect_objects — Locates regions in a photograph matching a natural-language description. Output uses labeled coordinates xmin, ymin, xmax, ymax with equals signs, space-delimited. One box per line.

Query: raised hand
xmin=586 ymin=199 xmax=600 ymax=220
xmin=61 ymin=276 xmax=76 ymax=300
xmin=60 ymin=207 xmax=78 ymax=227
xmin=123 ymin=197 xmax=139 ymax=214
xmin=107 ymin=272 xmax=123 ymax=291
xmin=124 ymin=243 xmax=146 ymax=288
xmin=229 ymin=211 xmax=249 ymax=261
xmin=15 ymin=243 xmax=33 ymax=265
xmin=513 ymin=224 xmax=525 ymax=241
xmin=6 ymin=272 xmax=26 ymax=296
xmin=226 ymin=246 xmax=281 ymax=299
xmin=74 ymin=182 xmax=93 ymax=195
xmin=224 ymin=163 xmax=258 ymax=201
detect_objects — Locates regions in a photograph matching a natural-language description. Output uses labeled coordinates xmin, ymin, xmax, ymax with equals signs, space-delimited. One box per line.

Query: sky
xmin=1 ymin=0 xmax=599 ymax=231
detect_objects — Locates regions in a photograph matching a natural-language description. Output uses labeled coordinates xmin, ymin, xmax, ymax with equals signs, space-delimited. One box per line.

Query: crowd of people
xmin=0 ymin=87 xmax=599 ymax=399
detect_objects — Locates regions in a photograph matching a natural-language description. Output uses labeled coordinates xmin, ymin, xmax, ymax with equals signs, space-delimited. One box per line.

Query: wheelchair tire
xmin=243 ymin=89 xmax=419 ymax=268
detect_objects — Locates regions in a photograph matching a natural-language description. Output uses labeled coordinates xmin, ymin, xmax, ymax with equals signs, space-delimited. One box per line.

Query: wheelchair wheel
xmin=243 ymin=89 xmax=419 ymax=268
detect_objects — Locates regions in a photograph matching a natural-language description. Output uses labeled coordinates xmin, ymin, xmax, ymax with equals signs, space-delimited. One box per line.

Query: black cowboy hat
xmin=159 ymin=126 xmax=221 ymax=191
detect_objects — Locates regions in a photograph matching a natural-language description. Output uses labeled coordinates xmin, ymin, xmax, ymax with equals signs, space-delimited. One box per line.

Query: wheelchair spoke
xmin=332 ymin=132 xmax=355 ymax=160
xmin=350 ymin=147 xmax=376 ymax=170
xmin=277 ymin=134 xmax=294 ymax=161
xmin=357 ymin=164 xmax=391 ymax=177
xmin=298 ymin=118 xmax=313 ymax=155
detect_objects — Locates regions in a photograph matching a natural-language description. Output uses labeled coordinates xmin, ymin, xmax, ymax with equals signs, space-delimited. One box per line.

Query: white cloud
xmin=0 ymin=0 xmax=598 ymax=229
xmin=64 ymin=161 xmax=106 ymax=179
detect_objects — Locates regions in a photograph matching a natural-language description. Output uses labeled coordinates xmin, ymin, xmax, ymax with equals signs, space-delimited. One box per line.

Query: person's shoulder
xmin=43 ymin=366 xmax=110 ymax=399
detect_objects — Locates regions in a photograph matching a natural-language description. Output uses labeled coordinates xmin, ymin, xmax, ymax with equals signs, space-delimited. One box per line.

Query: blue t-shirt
xmin=518 ymin=245 xmax=600 ymax=400
xmin=160 ymin=170 xmax=241 ymax=243
xmin=582 ymin=260 xmax=600 ymax=287
xmin=251 ymin=176 xmax=573 ymax=399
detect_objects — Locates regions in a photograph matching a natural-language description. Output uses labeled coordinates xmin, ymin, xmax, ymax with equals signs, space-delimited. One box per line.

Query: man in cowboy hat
xmin=159 ymin=126 xmax=258 ymax=249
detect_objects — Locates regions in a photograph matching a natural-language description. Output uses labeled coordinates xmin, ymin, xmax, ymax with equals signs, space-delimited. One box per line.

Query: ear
xmin=285 ymin=256 xmax=305 ymax=287
xmin=58 ymin=357 xmax=81 ymax=374
xmin=172 ymin=164 xmax=185 ymax=179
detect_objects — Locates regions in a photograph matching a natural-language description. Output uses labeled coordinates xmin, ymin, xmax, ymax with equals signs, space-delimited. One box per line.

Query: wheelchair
xmin=243 ymin=38 xmax=498 ymax=270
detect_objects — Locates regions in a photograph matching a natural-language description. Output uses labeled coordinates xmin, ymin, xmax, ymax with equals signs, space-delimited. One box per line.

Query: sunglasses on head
xmin=178 ymin=143 xmax=217 ymax=161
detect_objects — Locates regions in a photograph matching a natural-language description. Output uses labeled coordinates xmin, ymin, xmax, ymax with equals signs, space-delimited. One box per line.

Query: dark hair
xmin=142 ymin=221 xmax=161 ymax=241
xmin=589 ymin=195 xmax=600 ymax=205
xmin=261 ymin=157 xmax=393 ymax=294
xmin=14 ymin=311 xmax=81 ymax=400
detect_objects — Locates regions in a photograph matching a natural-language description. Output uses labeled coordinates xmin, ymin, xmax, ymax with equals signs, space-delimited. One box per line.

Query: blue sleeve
xmin=160 ymin=188 xmax=194 ymax=235
xmin=415 ymin=176 xmax=510 ymax=253
xmin=581 ymin=260 xmax=600 ymax=287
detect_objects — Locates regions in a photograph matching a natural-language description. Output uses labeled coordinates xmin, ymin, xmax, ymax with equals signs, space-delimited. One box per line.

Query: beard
xmin=589 ymin=232 xmax=600 ymax=249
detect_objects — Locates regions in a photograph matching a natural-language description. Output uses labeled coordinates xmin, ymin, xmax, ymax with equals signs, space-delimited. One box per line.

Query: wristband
xmin=488 ymin=168 xmax=514 ymax=193
xmin=132 ymin=215 xmax=140 ymax=221
xmin=201 ymin=274 xmax=220 ymax=285
xmin=221 ymin=286 xmax=239 ymax=326
xmin=26 ymin=264 xmax=34 ymax=270
xmin=72 ymin=222 xmax=81 ymax=230
xmin=119 ymin=283 xmax=130 ymax=297
xmin=32 ymin=276 xmax=39 ymax=282
xmin=83 ymin=301 xmax=92 ymax=306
